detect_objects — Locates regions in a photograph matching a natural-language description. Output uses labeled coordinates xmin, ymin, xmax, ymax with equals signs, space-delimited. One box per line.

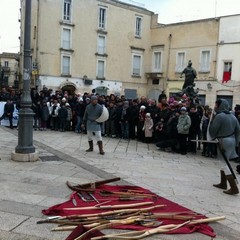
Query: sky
xmin=0 ymin=0 xmax=240 ymax=53
xmin=0 ymin=0 xmax=20 ymax=53
xmin=125 ymin=0 xmax=240 ymax=23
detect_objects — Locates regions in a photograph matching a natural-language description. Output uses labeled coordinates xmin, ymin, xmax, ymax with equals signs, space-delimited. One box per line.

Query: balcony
xmin=145 ymin=71 xmax=163 ymax=79
xmin=2 ymin=67 xmax=10 ymax=73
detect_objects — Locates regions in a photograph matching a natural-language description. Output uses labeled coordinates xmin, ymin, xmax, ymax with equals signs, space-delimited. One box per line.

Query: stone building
xmin=19 ymin=0 xmax=240 ymax=107
xmin=0 ymin=52 xmax=19 ymax=90
xmin=20 ymin=0 xmax=154 ymax=99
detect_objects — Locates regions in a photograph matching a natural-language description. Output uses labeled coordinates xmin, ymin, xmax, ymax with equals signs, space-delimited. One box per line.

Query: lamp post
xmin=0 ymin=64 xmax=2 ymax=91
xmin=12 ymin=0 xmax=38 ymax=161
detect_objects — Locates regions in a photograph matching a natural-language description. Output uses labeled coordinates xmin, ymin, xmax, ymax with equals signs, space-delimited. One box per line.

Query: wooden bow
xmin=91 ymin=216 xmax=225 ymax=240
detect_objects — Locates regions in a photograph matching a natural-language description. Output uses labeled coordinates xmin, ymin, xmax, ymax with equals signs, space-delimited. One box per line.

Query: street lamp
xmin=0 ymin=64 xmax=2 ymax=90
xmin=12 ymin=0 xmax=39 ymax=162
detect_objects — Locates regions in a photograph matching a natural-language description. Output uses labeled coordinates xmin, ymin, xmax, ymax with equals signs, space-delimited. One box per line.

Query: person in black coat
xmin=58 ymin=103 xmax=68 ymax=132
xmin=105 ymin=101 xmax=117 ymax=137
xmin=40 ymin=100 xmax=50 ymax=130
xmin=188 ymin=105 xmax=201 ymax=153
xmin=120 ymin=101 xmax=130 ymax=139
xmin=32 ymin=100 xmax=41 ymax=130
xmin=128 ymin=99 xmax=139 ymax=139
xmin=156 ymin=110 xmax=180 ymax=152
xmin=0 ymin=99 xmax=14 ymax=129
xmin=115 ymin=101 xmax=124 ymax=138
xmin=74 ymin=99 xmax=86 ymax=133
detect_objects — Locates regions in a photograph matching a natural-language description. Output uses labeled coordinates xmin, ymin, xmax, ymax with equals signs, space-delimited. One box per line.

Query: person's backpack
xmin=237 ymin=165 xmax=240 ymax=174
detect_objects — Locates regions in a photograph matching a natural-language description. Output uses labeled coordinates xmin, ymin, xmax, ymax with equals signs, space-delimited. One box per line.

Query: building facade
xmin=0 ymin=52 xmax=19 ymax=90
xmin=19 ymin=0 xmax=240 ymax=107
xmin=149 ymin=17 xmax=219 ymax=105
xmin=215 ymin=14 xmax=240 ymax=108
xmin=20 ymin=0 xmax=154 ymax=99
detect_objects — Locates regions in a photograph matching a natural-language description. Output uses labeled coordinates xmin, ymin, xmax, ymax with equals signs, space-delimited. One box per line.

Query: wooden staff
xmin=49 ymin=212 xmax=197 ymax=231
xmin=100 ymin=190 xmax=156 ymax=198
xmin=90 ymin=221 xmax=190 ymax=240
xmin=192 ymin=139 xmax=238 ymax=184
xmin=91 ymin=216 xmax=225 ymax=240
xmin=73 ymin=213 xmax=198 ymax=240
xmin=74 ymin=217 xmax=145 ymax=240
xmin=38 ymin=205 xmax=166 ymax=225
xmin=63 ymin=201 xmax=154 ymax=211
xmin=66 ymin=205 xmax=166 ymax=218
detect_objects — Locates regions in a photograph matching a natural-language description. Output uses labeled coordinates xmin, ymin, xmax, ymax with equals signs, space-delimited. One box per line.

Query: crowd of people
xmin=0 ymin=86 xmax=240 ymax=160
xmin=1 ymin=85 xmax=240 ymax=193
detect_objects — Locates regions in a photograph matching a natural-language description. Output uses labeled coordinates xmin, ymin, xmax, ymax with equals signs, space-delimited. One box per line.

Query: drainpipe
xmin=165 ymin=33 xmax=172 ymax=92
xmin=214 ymin=19 xmax=220 ymax=82
xmin=35 ymin=0 xmax=40 ymax=90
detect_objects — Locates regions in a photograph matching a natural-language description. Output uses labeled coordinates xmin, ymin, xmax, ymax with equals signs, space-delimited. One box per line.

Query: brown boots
xmin=223 ymin=175 xmax=239 ymax=195
xmin=97 ymin=141 xmax=105 ymax=155
xmin=213 ymin=170 xmax=239 ymax=195
xmin=86 ymin=141 xmax=93 ymax=152
xmin=213 ymin=170 xmax=227 ymax=189
xmin=86 ymin=140 xmax=105 ymax=155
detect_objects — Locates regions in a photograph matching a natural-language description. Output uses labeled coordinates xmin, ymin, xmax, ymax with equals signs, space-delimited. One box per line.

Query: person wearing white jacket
xmin=142 ymin=113 xmax=153 ymax=143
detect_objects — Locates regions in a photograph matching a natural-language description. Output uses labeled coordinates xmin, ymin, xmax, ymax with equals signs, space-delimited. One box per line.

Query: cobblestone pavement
xmin=0 ymin=126 xmax=239 ymax=239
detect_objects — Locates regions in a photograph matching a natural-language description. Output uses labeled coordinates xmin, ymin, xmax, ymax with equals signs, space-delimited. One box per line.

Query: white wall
xmin=219 ymin=15 xmax=240 ymax=43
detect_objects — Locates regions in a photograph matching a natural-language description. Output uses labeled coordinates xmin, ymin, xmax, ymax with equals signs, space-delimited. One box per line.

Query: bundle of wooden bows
xmin=38 ymin=178 xmax=225 ymax=240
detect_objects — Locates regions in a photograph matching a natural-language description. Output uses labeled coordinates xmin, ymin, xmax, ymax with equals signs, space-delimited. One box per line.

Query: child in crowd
xmin=142 ymin=113 xmax=154 ymax=143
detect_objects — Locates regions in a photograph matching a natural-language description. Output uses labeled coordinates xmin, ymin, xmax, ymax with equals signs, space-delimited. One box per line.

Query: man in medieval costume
xmin=209 ymin=99 xmax=240 ymax=195
xmin=82 ymin=95 xmax=105 ymax=155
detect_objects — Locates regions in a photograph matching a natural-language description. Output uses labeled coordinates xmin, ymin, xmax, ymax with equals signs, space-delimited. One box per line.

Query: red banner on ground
xmin=42 ymin=184 xmax=216 ymax=239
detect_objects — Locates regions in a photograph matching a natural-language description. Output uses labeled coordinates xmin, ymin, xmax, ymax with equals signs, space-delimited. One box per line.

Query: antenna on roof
xmin=214 ymin=0 xmax=218 ymax=18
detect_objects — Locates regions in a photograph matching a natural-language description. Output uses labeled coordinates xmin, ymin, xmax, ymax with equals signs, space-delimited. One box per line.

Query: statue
xmin=182 ymin=83 xmax=199 ymax=99
xmin=180 ymin=60 xmax=197 ymax=90
xmin=175 ymin=83 xmax=199 ymax=100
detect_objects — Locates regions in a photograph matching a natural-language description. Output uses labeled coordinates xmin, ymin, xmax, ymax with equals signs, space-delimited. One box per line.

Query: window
xmin=217 ymin=95 xmax=233 ymax=109
xmin=152 ymin=79 xmax=160 ymax=85
xmin=63 ymin=0 xmax=71 ymax=21
xmin=200 ymin=50 xmax=210 ymax=72
xmin=176 ymin=52 xmax=185 ymax=72
xmin=32 ymin=62 xmax=38 ymax=70
xmin=62 ymin=55 xmax=71 ymax=75
xmin=124 ymin=89 xmax=137 ymax=99
xmin=2 ymin=76 xmax=8 ymax=87
xmin=197 ymin=94 xmax=206 ymax=105
xmin=4 ymin=61 xmax=9 ymax=67
xmin=132 ymin=55 xmax=142 ymax=76
xmin=135 ymin=16 xmax=142 ymax=37
xmin=222 ymin=61 xmax=232 ymax=83
xmin=97 ymin=59 xmax=105 ymax=78
xmin=97 ymin=35 xmax=106 ymax=54
xmin=62 ymin=28 xmax=71 ymax=49
xmin=99 ymin=7 xmax=107 ymax=29
xmin=153 ymin=51 xmax=162 ymax=72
